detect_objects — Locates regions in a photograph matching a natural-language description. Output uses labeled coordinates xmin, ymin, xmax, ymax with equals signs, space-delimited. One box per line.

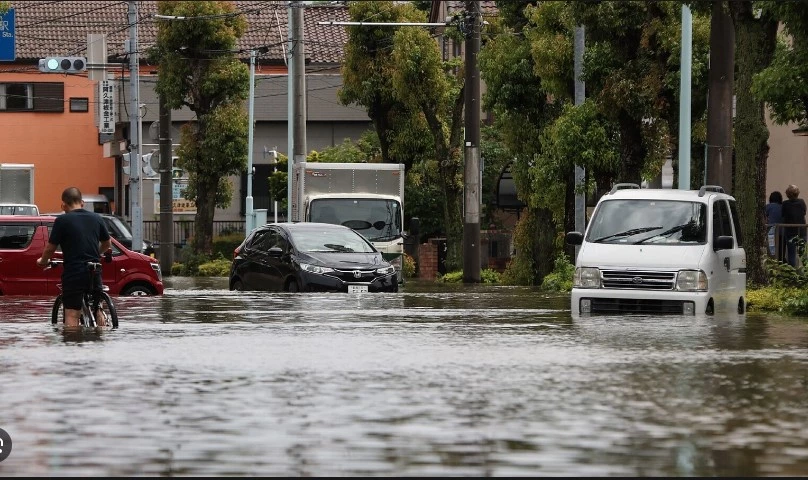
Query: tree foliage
xmin=339 ymin=1 xmax=466 ymax=270
xmin=152 ymin=0 xmax=249 ymax=254
xmin=751 ymin=1 xmax=808 ymax=129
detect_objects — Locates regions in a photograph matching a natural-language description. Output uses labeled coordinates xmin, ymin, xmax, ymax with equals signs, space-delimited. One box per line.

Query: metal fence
xmin=143 ymin=220 xmax=245 ymax=247
xmin=768 ymin=223 xmax=807 ymax=267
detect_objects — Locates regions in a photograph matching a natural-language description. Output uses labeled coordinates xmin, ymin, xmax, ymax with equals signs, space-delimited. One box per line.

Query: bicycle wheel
xmin=94 ymin=291 xmax=119 ymax=329
xmin=50 ymin=294 xmax=63 ymax=325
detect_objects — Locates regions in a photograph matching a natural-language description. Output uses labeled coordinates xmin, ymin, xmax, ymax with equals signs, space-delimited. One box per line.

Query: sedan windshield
xmin=586 ymin=199 xmax=707 ymax=245
xmin=292 ymin=228 xmax=377 ymax=253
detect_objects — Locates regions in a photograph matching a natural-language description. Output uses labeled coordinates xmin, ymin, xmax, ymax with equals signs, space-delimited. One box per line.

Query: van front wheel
xmin=705 ymin=299 xmax=715 ymax=315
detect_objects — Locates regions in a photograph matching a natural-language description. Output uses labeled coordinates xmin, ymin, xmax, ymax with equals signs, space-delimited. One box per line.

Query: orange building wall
xmin=0 ymin=71 xmax=114 ymax=213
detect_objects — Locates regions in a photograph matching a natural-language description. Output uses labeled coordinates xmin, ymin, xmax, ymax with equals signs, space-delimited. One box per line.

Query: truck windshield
xmin=309 ymin=199 xmax=402 ymax=241
xmin=586 ymin=199 xmax=707 ymax=245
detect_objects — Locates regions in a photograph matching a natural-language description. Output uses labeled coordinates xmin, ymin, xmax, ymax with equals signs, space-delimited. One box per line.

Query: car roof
xmin=265 ymin=222 xmax=355 ymax=231
xmin=0 ymin=215 xmax=52 ymax=222
xmin=600 ymin=186 xmax=736 ymax=203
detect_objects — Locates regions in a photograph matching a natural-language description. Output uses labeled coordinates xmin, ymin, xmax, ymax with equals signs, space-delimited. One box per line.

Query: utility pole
xmin=705 ymin=0 xmax=735 ymax=193
xmin=127 ymin=0 xmax=143 ymax=251
xmin=246 ymin=49 xmax=256 ymax=235
xmin=463 ymin=0 xmax=481 ymax=283
xmin=158 ymin=93 xmax=173 ymax=274
xmin=287 ymin=2 xmax=294 ymax=220
xmin=678 ymin=5 xmax=692 ymax=190
xmin=574 ymin=25 xmax=585 ymax=258
xmin=291 ymin=0 xmax=307 ymax=219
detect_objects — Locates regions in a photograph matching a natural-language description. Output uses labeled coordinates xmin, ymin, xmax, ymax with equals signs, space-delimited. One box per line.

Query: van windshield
xmin=586 ymin=200 xmax=707 ymax=245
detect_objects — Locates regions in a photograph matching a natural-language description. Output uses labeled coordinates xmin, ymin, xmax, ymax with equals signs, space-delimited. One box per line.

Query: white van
xmin=565 ymin=184 xmax=746 ymax=316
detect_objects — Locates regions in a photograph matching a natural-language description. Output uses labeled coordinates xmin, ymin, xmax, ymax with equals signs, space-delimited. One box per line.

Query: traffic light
xmin=171 ymin=157 xmax=184 ymax=179
xmin=38 ymin=56 xmax=87 ymax=74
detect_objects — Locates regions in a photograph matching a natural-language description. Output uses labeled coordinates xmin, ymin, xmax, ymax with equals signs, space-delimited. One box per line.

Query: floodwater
xmin=1 ymin=277 xmax=808 ymax=476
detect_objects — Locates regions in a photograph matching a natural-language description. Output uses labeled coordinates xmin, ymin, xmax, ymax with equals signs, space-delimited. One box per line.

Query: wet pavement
xmin=1 ymin=277 xmax=808 ymax=476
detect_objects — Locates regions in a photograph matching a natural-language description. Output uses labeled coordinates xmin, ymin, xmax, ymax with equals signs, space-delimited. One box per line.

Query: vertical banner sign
xmin=0 ymin=8 xmax=15 ymax=61
xmin=99 ymin=80 xmax=115 ymax=134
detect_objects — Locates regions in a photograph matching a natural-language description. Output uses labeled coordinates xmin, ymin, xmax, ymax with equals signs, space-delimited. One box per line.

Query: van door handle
xmin=724 ymin=257 xmax=730 ymax=272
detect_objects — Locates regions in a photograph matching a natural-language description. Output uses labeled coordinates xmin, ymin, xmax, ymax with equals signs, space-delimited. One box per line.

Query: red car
xmin=0 ymin=215 xmax=163 ymax=296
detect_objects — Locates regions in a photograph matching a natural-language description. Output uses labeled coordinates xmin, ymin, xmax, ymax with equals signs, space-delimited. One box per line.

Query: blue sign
xmin=0 ymin=8 xmax=16 ymax=61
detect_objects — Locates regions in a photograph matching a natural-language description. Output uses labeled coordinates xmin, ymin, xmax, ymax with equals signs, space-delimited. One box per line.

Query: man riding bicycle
xmin=36 ymin=187 xmax=112 ymax=327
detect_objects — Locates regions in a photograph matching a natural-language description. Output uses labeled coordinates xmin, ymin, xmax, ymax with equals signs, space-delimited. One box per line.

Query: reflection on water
xmin=0 ymin=277 xmax=807 ymax=476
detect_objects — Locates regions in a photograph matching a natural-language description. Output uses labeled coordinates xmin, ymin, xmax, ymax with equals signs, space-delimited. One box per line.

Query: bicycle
xmin=46 ymin=259 xmax=119 ymax=329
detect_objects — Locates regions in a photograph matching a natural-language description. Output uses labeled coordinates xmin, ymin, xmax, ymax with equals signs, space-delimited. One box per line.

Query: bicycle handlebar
xmin=44 ymin=260 xmax=103 ymax=271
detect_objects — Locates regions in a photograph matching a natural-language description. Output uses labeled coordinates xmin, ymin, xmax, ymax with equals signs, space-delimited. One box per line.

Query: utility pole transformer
xmin=463 ymin=1 xmax=481 ymax=283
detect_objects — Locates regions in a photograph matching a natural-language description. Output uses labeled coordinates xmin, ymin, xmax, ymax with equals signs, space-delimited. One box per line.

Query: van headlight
xmin=300 ymin=263 xmax=335 ymax=275
xmin=574 ymin=267 xmax=601 ymax=288
xmin=676 ymin=270 xmax=708 ymax=291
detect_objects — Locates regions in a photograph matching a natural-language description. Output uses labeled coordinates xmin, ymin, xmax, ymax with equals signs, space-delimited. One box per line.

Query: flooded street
xmin=1 ymin=277 xmax=808 ymax=476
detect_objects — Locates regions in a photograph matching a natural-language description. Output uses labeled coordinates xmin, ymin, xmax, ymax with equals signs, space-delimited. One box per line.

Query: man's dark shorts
xmin=61 ymin=273 xmax=102 ymax=310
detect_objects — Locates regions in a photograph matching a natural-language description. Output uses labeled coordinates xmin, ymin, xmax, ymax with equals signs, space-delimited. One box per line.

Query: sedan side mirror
xmin=267 ymin=246 xmax=284 ymax=257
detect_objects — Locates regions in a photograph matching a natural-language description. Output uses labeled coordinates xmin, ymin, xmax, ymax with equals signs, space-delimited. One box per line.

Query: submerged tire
xmin=51 ymin=295 xmax=63 ymax=325
xmin=93 ymin=292 xmax=119 ymax=329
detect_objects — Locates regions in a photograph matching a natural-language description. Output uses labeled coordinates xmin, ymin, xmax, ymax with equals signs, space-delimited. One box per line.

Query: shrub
xmin=197 ymin=258 xmax=232 ymax=277
xmin=402 ymin=253 xmax=416 ymax=278
xmin=438 ymin=268 xmax=501 ymax=284
xmin=213 ymin=233 xmax=244 ymax=259
xmin=540 ymin=255 xmax=575 ymax=292
xmin=745 ymin=286 xmax=802 ymax=312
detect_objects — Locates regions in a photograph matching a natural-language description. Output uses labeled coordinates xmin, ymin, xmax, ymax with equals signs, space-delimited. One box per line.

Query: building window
xmin=70 ymin=97 xmax=89 ymax=112
xmin=0 ymin=82 xmax=65 ymax=112
xmin=0 ymin=83 xmax=32 ymax=110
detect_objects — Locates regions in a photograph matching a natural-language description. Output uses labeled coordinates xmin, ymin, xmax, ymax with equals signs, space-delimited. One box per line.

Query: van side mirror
xmin=104 ymin=248 xmax=113 ymax=263
xmin=714 ymin=235 xmax=734 ymax=251
xmin=566 ymin=231 xmax=583 ymax=246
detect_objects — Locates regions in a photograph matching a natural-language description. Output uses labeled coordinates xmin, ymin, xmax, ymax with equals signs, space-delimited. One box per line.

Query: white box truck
xmin=291 ymin=162 xmax=406 ymax=283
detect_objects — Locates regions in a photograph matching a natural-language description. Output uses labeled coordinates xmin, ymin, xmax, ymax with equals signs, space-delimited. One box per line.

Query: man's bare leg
xmin=64 ymin=308 xmax=82 ymax=327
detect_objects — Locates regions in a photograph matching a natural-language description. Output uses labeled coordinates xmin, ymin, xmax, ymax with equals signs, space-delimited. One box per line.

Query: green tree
xmin=751 ymin=2 xmax=808 ymax=129
xmin=151 ymin=0 xmax=249 ymax=255
xmin=339 ymin=1 xmax=466 ymax=270
xmin=729 ymin=2 xmax=778 ymax=286
xmin=478 ymin=4 xmax=562 ymax=285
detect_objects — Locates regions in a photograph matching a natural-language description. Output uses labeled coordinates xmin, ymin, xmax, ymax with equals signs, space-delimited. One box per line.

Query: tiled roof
xmin=10 ymin=0 xmax=350 ymax=65
xmin=445 ymin=1 xmax=498 ymax=17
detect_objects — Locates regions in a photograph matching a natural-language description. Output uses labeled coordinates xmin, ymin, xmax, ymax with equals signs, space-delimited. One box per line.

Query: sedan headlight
xmin=375 ymin=265 xmax=395 ymax=275
xmin=300 ymin=263 xmax=335 ymax=275
xmin=574 ymin=267 xmax=601 ymax=288
xmin=676 ymin=270 xmax=708 ymax=291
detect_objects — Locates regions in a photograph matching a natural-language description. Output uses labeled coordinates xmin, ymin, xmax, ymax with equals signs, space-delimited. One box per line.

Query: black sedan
xmin=229 ymin=222 xmax=399 ymax=293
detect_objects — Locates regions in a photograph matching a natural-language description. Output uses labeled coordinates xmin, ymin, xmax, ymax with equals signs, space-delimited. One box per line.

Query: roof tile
xmin=11 ymin=1 xmax=350 ymax=65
